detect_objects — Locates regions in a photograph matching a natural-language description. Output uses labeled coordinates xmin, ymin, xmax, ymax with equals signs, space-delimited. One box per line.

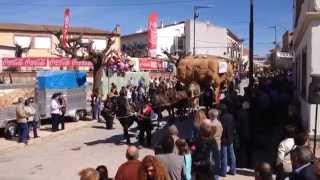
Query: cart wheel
xmin=78 ymin=110 xmax=86 ymax=120
xmin=74 ymin=110 xmax=86 ymax=122
xmin=4 ymin=122 xmax=17 ymax=139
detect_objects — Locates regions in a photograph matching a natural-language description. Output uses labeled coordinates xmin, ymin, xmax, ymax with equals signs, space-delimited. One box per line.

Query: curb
xmin=0 ymin=120 xmax=95 ymax=155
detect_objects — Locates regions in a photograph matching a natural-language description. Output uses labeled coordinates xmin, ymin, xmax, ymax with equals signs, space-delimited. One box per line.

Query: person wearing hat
xmin=24 ymin=97 xmax=39 ymax=138
xmin=50 ymin=93 xmax=63 ymax=132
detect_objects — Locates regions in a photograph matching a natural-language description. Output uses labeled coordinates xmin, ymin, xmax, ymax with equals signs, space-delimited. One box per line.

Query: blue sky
xmin=0 ymin=0 xmax=293 ymax=56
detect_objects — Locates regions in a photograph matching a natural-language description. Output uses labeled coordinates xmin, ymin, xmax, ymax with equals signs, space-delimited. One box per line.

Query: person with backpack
xmin=192 ymin=120 xmax=220 ymax=180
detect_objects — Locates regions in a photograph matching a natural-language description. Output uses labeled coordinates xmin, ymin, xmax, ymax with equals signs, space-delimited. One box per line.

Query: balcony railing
xmin=294 ymin=0 xmax=320 ymax=28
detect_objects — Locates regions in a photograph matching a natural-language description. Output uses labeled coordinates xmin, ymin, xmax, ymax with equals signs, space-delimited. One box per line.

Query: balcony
xmin=295 ymin=0 xmax=320 ymax=28
xmin=293 ymin=0 xmax=320 ymax=48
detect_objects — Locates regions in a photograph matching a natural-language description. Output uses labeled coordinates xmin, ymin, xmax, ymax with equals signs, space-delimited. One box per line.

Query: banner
xmin=147 ymin=12 xmax=158 ymax=57
xmin=139 ymin=58 xmax=163 ymax=71
xmin=62 ymin=8 xmax=70 ymax=48
xmin=2 ymin=57 xmax=92 ymax=67
xmin=218 ymin=62 xmax=228 ymax=73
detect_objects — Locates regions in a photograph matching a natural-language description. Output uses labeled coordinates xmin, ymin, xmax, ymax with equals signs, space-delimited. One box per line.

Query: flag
xmin=62 ymin=8 xmax=70 ymax=48
xmin=147 ymin=12 xmax=158 ymax=57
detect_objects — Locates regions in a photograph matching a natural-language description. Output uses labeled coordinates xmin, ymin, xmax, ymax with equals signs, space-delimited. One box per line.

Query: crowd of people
xmin=15 ymin=92 xmax=67 ymax=144
xmin=82 ymin=69 xmax=320 ymax=180
xmin=14 ymin=68 xmax=320 ymax=179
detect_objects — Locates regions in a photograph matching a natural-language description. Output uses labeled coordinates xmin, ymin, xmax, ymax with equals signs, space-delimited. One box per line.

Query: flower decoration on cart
xmin=105 ymin=50 xmax=134 ymax=73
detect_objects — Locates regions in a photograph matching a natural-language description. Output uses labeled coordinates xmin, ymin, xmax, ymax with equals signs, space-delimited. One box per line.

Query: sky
xmin=0 ymin=0 xmax=293 ymax=56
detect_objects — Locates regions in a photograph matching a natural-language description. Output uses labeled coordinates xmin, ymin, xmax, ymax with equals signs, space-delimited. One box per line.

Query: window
xmin=34 ymin=37 xmax=51 ymax=49
xmin=14 ymin=36 xmax=31 ymax=47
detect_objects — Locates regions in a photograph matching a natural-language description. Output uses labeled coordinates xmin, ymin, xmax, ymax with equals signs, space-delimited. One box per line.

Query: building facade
xmin=0 ymin=23 xmax=120 ymax=72
xmin=122 ymin=21 xmax=185 ymax=59
xmin=293 ymin=0 xmax=320 ymax=133
xmin=122 ymin=20 xmax=243 ymax=62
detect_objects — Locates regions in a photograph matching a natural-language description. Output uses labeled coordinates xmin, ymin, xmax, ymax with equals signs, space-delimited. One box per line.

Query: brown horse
xmin=150 ymin=82 xmax=201 ymax=122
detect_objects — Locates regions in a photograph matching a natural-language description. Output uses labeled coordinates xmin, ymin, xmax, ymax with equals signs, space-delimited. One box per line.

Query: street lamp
xmin=193 ymin=5 xmax=212 ymax=56
xmin=267 ymin=25 xmax=277 ymax=67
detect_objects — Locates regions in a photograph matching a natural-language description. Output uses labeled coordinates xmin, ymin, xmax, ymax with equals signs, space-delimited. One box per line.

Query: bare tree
xmin=51 ymin=29 xmax=120 ymax=97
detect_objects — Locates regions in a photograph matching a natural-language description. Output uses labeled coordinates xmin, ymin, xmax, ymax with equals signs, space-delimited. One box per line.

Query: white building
xmin=121 ymin=21 xmax=185 ymax=59
xmin=293 ymin=0 xmax=320 ymax=133
xmin=121 ymin=20 xmax=243 ymax=61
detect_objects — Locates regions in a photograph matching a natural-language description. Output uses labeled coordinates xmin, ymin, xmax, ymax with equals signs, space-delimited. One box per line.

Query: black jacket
xmin=220 ymin=112 xmax=235 ymax=145
xmin=192 ymin=137 xmax=220 ymax=180
xmin=293 ymin=164 xmax=316 ymax=180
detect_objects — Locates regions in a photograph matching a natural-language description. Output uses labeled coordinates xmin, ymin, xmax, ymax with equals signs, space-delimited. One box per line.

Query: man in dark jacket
xmin=192 ymin=120 xmax=220 ymax=180
xmin=117 ymin=90 xmax=134 ymax=144
xmin=292 ymin=146 xmax=316 ymax=180
xmin=219 ymin=104 xmax=237 ymax=177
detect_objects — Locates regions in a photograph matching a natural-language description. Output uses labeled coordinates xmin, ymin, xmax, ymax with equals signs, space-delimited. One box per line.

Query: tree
xmin=0 ymin=41 xmax=32 ymax=83
xmin=51 ymin=29 xmax=122 ymax=98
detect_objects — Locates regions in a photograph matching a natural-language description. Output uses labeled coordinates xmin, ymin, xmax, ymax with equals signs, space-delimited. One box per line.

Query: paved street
xmin=0 ymin=120 xmax=254 ymax=180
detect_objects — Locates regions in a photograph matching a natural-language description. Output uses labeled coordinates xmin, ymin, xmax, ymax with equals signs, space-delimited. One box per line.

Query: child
xmin=176 ymin=138 xmax=192 ymax=180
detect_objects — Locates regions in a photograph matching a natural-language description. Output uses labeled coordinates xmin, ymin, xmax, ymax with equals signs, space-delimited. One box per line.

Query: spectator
xmin=167 ymin=125 xmax=179 ymax=154
xmin=138 ymin=155 xmax=169 ymax=180
xmin=91 ymin=94 xmax=101 ymax=121
xmin=57 ymin=94 xmax=66 ymax=130
xmin=219 ymin=104 xmax=237 ymax=176
xmin=294 ymin=130 xmax=310 ymax=147
xmin=255 ymin=162 xmax=273 ymax=180
xmin=16 ymin=97 xmax=29 ymax=144
xmin=291 ymin=146 xmax=316 ymax=180
xmin=176 ymin=139 xmax=192 ymax=180
xmin=24 ymin=97 xmax=39 ymax=138
xmin=315 ymin=158 xmax=320 ymax=179
xmin=115 ymin=146 xmax=141 ymax=180
xmin=192 ymin=120 xmax=220 ymax=180
xmin=235 ymin=100 xmax=251 ymax=168
xmin=96 ymin=165 xmax=109 ymax=180
xmin=156 ymin=135 xmax=185 ymax=180
xmin=50 ymin=93 xmax=62 ymax=132
xmin=79 ymin=168 xmax=99 ymax=180
xmin=192 ymin=110 xmax=207 ymax=139
xmin=275 ymin=125 xmax=296 ymax=180
xmin=208 ymin=109 xmax=223 ymax=151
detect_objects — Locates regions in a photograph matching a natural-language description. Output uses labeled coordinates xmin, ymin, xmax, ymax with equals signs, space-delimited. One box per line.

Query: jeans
xmin=17 ymin=122 xmax=28 ymax=143
xmin=27 ymin=121 xmax=38 ymax=138
xmin=220 ymin=144 xmax=237 ymax=176
xmin=51 ymin=114 xmax=60 ymax=132
xmin=214 ymin=175 xmax=220 ymax=180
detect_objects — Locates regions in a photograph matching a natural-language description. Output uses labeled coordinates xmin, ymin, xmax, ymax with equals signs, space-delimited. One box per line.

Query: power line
xmin=0 ymin=0 xmax=211 ymax=7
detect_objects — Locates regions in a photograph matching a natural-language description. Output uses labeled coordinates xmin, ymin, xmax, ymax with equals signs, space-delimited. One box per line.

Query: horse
xmin=150 ymin=83 xmax=198 ymax=122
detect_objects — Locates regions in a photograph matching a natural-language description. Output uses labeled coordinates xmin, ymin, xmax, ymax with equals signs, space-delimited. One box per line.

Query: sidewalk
xmin=0 ymin=120 xmax=94 ymax=154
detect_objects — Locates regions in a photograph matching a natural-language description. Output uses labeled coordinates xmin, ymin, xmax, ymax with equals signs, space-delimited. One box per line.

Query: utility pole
xmin=249 ymin=0 xmax=254 ymax=90
xmin=193 ymin=7 xmax=198 ymax=56
xmin=193 ymin=5 xmax=212 ymax=56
